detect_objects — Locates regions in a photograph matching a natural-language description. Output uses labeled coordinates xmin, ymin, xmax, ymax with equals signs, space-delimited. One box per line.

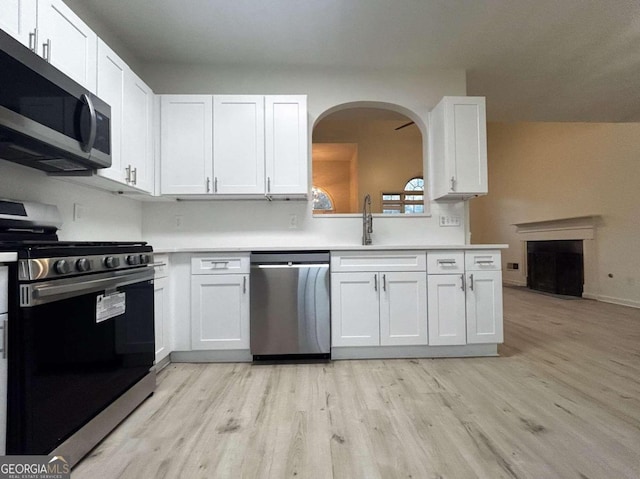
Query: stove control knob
xmin=54 ymin=259 xmax=71 ymax=275
xmin=76 ymin=258 xmax=91 ymax=272
xmin=104 ymin=256 xmax=120 ymax=269
xmin=139 ymin=254 xmax=150 ymax=265
xmin=126 ymin=255 xmax=140 ymax=266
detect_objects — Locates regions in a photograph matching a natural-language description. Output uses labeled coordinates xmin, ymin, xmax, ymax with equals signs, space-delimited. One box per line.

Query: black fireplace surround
xmin=527 ymin=240 xmax=584 ymax=297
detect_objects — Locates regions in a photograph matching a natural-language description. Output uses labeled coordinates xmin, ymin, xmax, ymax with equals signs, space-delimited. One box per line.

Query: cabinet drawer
xmin=191 ymin=254 xmax=250 ymax=275
xmin=427 ymin=251 xmax=464 ymax=274
xmin=465 ymin=250 xmax=501 ymax=271
xmin=331 ymin=251 xmax=426 ymax=272
xmin=153 ymin=254 xmax=170 ymax=279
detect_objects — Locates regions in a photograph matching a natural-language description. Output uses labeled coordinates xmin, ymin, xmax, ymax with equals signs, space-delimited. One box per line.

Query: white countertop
xmin=154 ymin=244 xmax=508 ymax=254
xmin=0 ymin=252 xmax=18 ymax=262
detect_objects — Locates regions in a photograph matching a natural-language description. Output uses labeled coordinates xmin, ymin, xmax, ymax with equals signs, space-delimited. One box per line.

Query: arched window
xmin=382 ymin=176 xmax=424 ymax=214
xmin=312 ymin=187 xmax=334 ymax=212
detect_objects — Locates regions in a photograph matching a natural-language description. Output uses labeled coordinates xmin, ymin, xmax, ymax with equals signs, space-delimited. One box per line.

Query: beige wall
xmin=313 ymin=160 xmax=354 ymax=213
xmin=313 ymin=120 xmax=423 ymax=213
xmin=470 ymin=122 xmax=640 ymax=308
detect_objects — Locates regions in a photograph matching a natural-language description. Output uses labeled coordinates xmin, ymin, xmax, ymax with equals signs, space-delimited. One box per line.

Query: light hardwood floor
xmin=74 ymin=287 xmax=640 ymax=479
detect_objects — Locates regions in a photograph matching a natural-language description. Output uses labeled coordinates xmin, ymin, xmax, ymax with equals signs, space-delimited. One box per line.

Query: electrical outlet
xmin=174 ymin=215 xmax=184 ymax=230
xmin=289 ymin=214 xmax=298 ymax=229
xmin=439 ymin=215 xmax=461 ymax=227
xmin=73 ymin=203 xmax=86 ymax=222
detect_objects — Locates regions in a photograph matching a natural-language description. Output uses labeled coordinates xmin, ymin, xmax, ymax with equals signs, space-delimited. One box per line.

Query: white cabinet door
xmin=380 ymin=272 xmax=427 ymax=346
xmin=331 ymin=272 xmax=380 ymax=347
xmin=37 ymin=0 xmax=97 ymax=90
xmin=466 ymin=271 xmax=503 ymax=344
xmin=96 ymin=39 xmax=126 ymax=184
xmin=154 ymin=276 xmax=171 ymax=363
xmin=428 ymin=274 xmax=467 ymax=346
xmin=430 ymin=96 xmax=487 ymax=200
xmin=124 ymin=70 xmax=154 ymax=193
xmin=265 ymin=95 xmax=308 ymax=196
xmin=0 ymin=0 xmax=37 ymax=49
xmin=213 ymin=95 xmax=265 ymax=194
xmin=160 ymin=95 xmax=213 ymax=195
xmin=191 ymin=274 xmax=249 ymax=350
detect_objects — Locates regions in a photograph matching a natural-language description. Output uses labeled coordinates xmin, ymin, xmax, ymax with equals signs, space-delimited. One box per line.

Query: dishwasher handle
xmin=252 ymin=263 xmax=329 ymax=269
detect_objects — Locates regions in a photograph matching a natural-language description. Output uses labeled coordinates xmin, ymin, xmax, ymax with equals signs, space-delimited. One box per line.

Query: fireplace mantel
xmin=513 ymin=215 xmax=600 ymax=241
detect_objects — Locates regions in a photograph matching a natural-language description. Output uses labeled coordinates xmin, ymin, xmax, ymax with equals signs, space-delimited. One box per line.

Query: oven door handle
xmin=21 ymin=268 xmax=155 ymax=307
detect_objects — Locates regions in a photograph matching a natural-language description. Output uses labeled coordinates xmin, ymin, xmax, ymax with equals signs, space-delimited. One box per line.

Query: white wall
xmin=140 ymin=64 xmax=470 ymax=248
xmin=470 ymin=122 xmax=640 ymax=308
xmin=0 ymin=161 xmax=142 ymax=241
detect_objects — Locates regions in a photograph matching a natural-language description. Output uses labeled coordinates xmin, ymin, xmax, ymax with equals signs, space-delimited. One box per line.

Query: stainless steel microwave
xmin=0 ymin=28 xmax=111 ymax=173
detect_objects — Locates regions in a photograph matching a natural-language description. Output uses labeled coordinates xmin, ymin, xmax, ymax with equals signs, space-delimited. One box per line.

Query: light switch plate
xmin=439 ymin=215 xmax=461 ymax=227
xmin=73 ymin=203 xmax=86 ymax=222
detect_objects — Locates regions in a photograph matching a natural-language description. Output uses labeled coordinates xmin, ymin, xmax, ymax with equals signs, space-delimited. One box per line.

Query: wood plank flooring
xmin=74 ymin=287 xmax=640 ymax=479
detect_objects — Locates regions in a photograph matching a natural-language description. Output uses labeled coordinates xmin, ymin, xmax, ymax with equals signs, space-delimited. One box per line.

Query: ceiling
xmin=68 ymin=0 xmax=640 ymax=122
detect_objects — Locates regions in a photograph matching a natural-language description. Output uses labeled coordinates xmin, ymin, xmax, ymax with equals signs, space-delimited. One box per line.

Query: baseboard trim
xmin=153 ymin=355 xmax=172 ymax=372
xmin=331 ymin=344 xmax=498 ymax=360
xmin=582 ymin=293 xmax=640 ymax=309
xmin=503 ymin=279 xmax=527 ymax=287
xmin=171 ymin=350 xmax=252 ymax=363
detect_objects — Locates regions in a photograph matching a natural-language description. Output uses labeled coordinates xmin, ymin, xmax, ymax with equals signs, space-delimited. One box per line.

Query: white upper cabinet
xmin=213 ymin=95 xmax=265 ymax=195
xmin=37 ymin=0 xmax=97 ymax=91
xmin=96 ymin=39 xmax=125 ymax=184
xmin=0 ymin=0 xmax=37 ymax=49
xmin=265 ymin=95 xmax=308 ymax=197
xmin=160 ymin=95 xmax=213 ymax=195
xmin=123 ymin=69 xmax=154 ymax=193
xmin=429 ymin=96 xmax=487 ymax=200
xmin=159 ymin=94 xmax=308 ymax=199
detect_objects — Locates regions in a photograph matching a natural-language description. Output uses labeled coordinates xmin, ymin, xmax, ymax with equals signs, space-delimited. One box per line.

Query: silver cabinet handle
xmin=450 ymin=176 xmax=456 ymax=191
xmin=29 ymin=29 xmax=37 ymax=52
xmin=461 ymin=274 xmax=465 ymax=291
xmin=267 ymin=176 xmax=271 ymax=193
xmin=469 ymin=273 xmax=474 ymax=291
xmin=374 ymin=274 xmax=378 ymax=292
xmin=214 ymin=177 xmax=218 ymax=193
xmin=42 ymin=39 xmax=51 ymax=62
xmin=383 ymin=274 xmax=387 ymax=292
xmin=125 ymin=165 xmax=131 ymax=183
xmin=475 ymin=260 xmax=495 ymax=265
xmin=132 ymin=167 xmax=137 ymax=185
xmin=1 ymin=319 xmax=7 ymax=359
xmin=243 ymin=276 xmax=247 ymax=294
xmin=206 ymin=177 xmax=211 ymax=193
xmin=437 ymin=259 xmax=457 ymax=265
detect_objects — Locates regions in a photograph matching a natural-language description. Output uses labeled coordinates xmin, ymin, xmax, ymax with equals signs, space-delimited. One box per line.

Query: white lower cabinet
xmin=331 ymin=268 xmax=427 ymax=348
xmin=331 ymin=273 xmax=380 ymax=347
xmin=427 ymin=274 xmax=467 ymax=345
xmin=154 ymin=276 xmax=171 ymax=363
xmin=191 ymin=274 xmax=249 ymax=350
xmin=465 ymin=270 xmax=503 ymax=344
xmin=380 ymin=272 xmax=427 ymax=346
xmin=427 ymin=250 xmax=503 ymax=346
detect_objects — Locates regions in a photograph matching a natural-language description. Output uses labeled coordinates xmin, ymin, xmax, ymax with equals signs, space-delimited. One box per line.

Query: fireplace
xmin=527 ymin=240 xmax=584 ymax=297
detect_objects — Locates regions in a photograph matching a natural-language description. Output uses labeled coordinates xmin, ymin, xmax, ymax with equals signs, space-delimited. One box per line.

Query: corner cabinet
xmin=190 ymin=254 xmax=250 ymax=350
xmin=159 ymin=95 xmax=308 ymax=198
xmin=331 ymin=252 xmax=428 ymax=347
xmin=429 ymin=96 xmax=487 ymax=200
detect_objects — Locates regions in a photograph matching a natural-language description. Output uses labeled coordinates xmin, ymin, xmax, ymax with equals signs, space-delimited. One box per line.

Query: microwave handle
xmin=80 ymin=94 xmax=97 ymax=153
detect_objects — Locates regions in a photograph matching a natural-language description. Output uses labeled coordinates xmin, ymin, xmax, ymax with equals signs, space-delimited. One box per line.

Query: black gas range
xmin=0 ymin=199 xmax=156 ymax=466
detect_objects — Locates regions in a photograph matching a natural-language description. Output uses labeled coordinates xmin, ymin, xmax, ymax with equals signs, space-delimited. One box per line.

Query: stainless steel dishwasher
xmin=250 ymin=252 xmax=330 ymax=360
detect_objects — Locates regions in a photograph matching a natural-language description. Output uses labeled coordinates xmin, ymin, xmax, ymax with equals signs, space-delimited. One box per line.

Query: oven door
xmin=7 ymin=268 xmax=154 ymax=455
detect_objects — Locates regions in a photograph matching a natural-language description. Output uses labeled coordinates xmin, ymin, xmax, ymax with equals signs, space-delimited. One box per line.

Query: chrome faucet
xmin=362 ymin=194 xmax=373 ymax=245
